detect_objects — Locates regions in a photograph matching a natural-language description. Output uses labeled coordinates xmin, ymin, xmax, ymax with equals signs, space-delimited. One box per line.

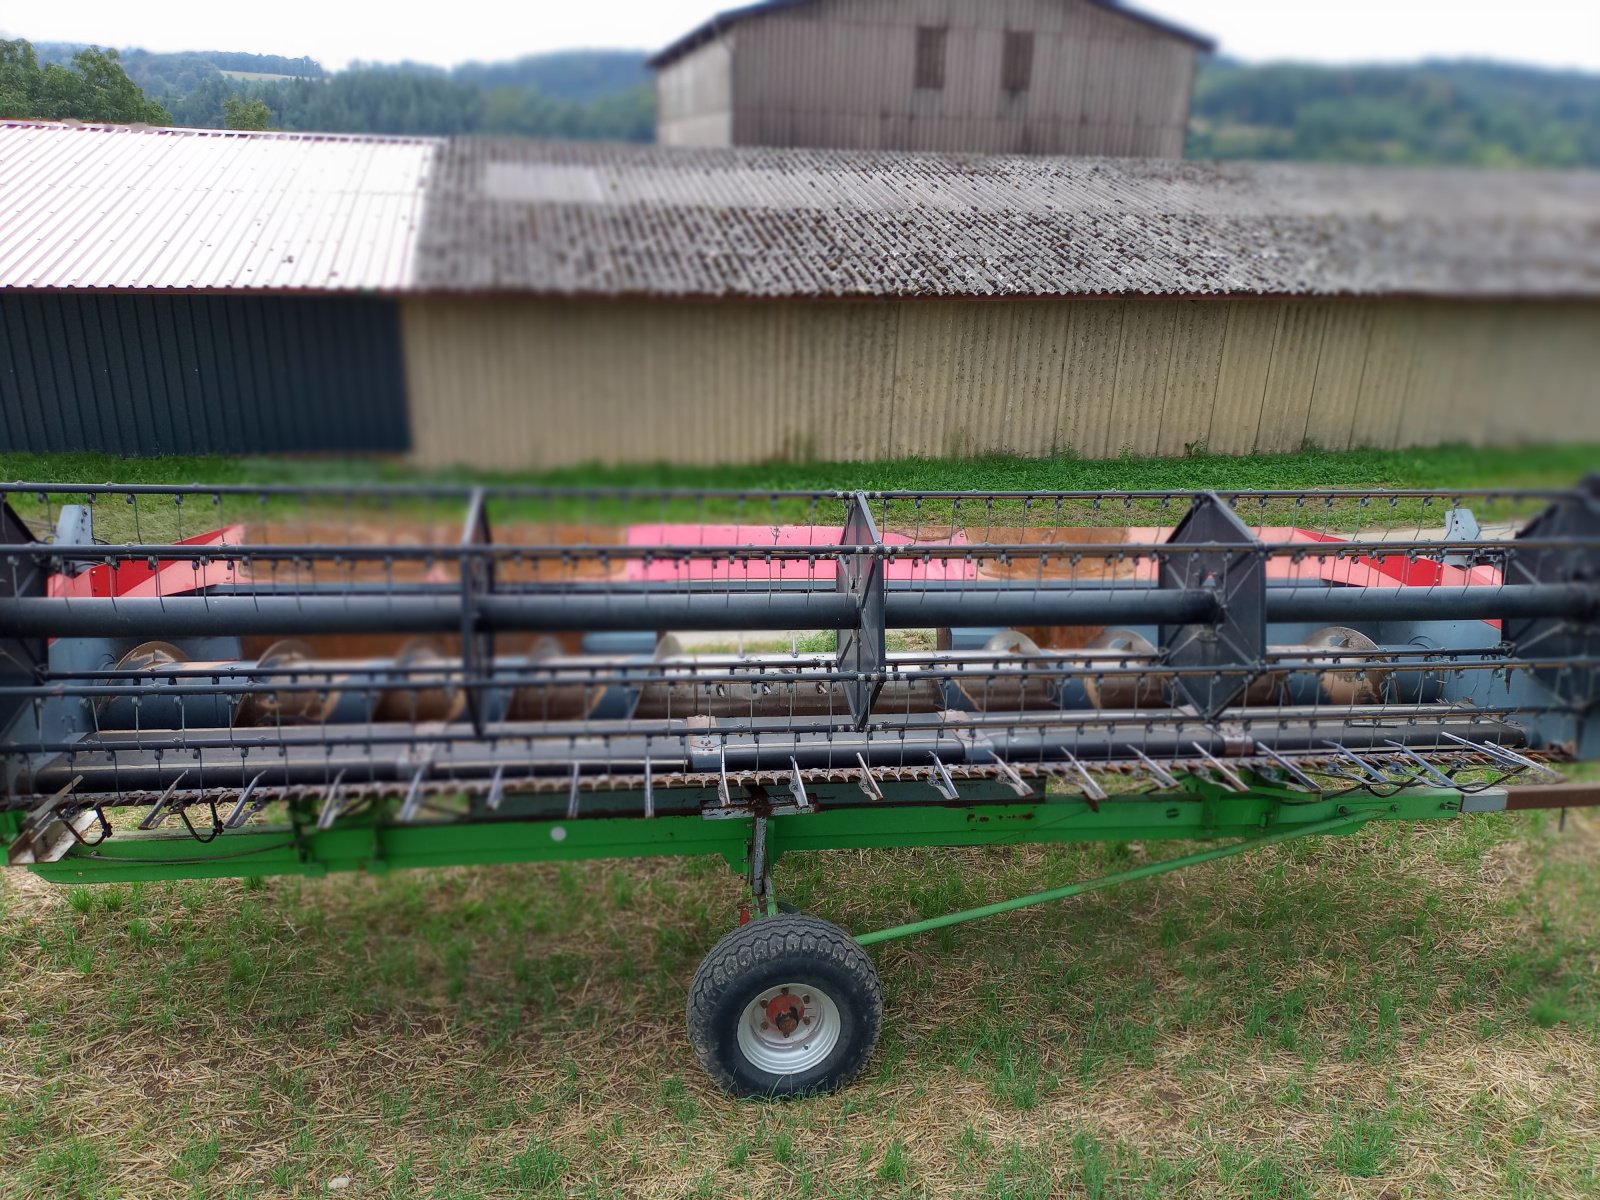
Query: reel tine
xmin=788 ymin=757 xmax=812 ymax=811
xmin=1190 ymin=743 xmax=1248 ymax=793
xmin=856 ymin=753 xmax=884 ymax=801
xmin=1130 ymin=747 xmax=1180 ymax=790
xmin=398 ymin=762 xmax=430 ymax=823
xmin=224 ymin=771 xmax=268 ymax=829
xmin=486 ymin=764 xmax=507 ymax=812
xmin=1253 ymin=742 xmax=1321 ymax=792
xmin=1061 ymin=751 xmax=1107 ymax=804
xmin=926 ymin=752 xmax=960 ymax=801
xmin=316 ymin=769 xmax=349 ymax=831
xmin=8 ymin=775 xmax=87 ymax=866
xmin=991 ymin=755 xmax=1034 ymax=798
xmin=1321 ymin=740 xmax=1392 ymax=786
xmin=1382 ymin=740 xmax=1459 ymax=789
xmin=138 ymin=771 xmax=189 ymax=830
xmin=717 ymin=746 xmax=732 ymax=809
xmin=1438 ymin=733 xmax=1564 ymax=781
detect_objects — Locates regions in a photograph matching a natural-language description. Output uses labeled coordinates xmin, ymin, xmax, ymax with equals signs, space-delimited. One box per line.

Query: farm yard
xmin=3 ymin=443 xmax=1598 ymax=1199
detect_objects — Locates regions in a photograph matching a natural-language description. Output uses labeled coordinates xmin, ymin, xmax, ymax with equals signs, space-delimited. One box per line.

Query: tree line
xmin=1190 ymin=59 xmax=1600 ymax=168
xmin=6 ymin=37 xmax=1599 ymax=169
xmin=165 ymin=68 xmax=653 ymax=140
xmin=0 ymin=40 xmax=170 ymax=124
xmin=23 ymin=40 xmax=652 ymax=140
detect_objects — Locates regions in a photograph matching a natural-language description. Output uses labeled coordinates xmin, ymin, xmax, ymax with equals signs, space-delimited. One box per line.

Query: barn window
xmin=1002 ymin=30 xmax=1034 ymax=93
xmin=915 ymin=26 xmax=947 ymax=90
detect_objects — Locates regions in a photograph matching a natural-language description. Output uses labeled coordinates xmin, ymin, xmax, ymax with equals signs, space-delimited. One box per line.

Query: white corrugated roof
xmin=0 ymin=122 xmax=438 ymax=290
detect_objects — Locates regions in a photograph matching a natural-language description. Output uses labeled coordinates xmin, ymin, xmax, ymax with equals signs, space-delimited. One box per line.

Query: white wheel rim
xmin=735 ymin=981 xmax=842 ymax=1075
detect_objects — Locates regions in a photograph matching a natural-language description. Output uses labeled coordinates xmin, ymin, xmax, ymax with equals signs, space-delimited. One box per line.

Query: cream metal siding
xmin=657 ymin=35 xmax=736 ymax=147
xmin=663 ymin=0 xmax=1200 ymax=155
xmin=401 ymin=296 xmax=1600 ymax=469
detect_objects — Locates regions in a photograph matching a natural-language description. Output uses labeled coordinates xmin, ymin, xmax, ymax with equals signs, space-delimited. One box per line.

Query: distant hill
xmin=18 ymin=42 xmax=1600 ymax=168
xmin=1190 ymin=59 xmax=1600 ymax=168
xmin=34 ymin=42 xmax=324 ymax=93
xmin=451 ymin=50 xmax=648 ymax=102
xmin=21 ymin=44 xmax=655 ymax=140
xmin=32 ymin=43 xmax=637 ymax=105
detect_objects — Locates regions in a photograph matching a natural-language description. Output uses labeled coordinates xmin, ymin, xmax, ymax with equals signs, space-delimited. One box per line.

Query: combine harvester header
xmin=2 ymin=480 xmax=1597 ymax=1095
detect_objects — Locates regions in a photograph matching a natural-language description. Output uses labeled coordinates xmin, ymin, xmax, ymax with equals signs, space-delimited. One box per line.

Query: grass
xmin=3 ymin=812 xmax=1599 ymax=1197
xmin=2 ymin=443 xmax=1598 ymax=1197
xmin=3 ymin=441 xmax=1596 ymax=494
xmin=5 ymin=442 xmax=1593 ymax=550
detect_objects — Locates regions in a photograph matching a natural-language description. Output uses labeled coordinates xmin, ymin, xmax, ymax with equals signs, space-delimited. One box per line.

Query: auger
xmin=2 ymin=480 xmax=1596 ymax=1096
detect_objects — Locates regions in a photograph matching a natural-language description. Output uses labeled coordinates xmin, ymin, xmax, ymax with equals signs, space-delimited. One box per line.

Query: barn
xmin=3 ymin=120 xmax=1598 ymax=467
xmin=650 ymin=0 xmax=1215 ymax=157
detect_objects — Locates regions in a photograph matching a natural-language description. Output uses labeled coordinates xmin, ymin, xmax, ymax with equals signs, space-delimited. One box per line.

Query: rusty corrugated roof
xmin=0 ymin=121 xmax=438 ymax=291
xmin=413 ymin=138 xmax=1600 ymax=299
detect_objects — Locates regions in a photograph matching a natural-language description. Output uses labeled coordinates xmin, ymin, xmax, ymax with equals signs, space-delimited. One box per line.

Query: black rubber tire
xmin=686 ymin=914 xmax=882 ymax=1099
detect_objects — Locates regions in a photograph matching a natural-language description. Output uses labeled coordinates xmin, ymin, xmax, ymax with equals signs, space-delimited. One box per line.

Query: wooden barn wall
xmin=399 ymin=296 xmax=1600 ymax=469
xmin=662 ymin=0 xmax=1197 ymax=155
xmin=0 ymin=292 xmax=410 ymax=456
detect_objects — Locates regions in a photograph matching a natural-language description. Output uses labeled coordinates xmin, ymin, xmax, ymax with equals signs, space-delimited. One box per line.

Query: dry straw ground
xmin=3 ymin=806 xmax=1598 ymax=1199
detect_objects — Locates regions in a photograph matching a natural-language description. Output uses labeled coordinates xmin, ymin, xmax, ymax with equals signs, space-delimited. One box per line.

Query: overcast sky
xmin=8 ymin=1 xmax=1600 ymax=73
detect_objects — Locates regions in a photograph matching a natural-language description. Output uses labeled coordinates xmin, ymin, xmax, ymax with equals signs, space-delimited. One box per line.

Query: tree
xmin=0 ymin=39 xmax=169 ymax=123
xmin=0 ymin=39 xmax=40 ymax=115
xmin=222 ymin=94 xmax=271 ymax=129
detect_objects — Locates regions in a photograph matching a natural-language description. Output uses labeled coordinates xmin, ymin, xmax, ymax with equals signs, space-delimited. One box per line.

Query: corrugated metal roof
xmin=0 ymin=122 xmax=438 ymax=291
xmin=414 ymin=138 xmax=1600 ymax=299
xmin=646 ymin=0 xmax=1216 ymax=68
xmin=5 ymin=123 xmax=1599 ymax=301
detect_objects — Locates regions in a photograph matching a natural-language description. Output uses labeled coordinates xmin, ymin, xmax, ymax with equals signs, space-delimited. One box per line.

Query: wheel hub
xmin=765 ymin=989 xmax=806 ymax=1035
xmin=736 ymin=981 xmax=842 ymax=1074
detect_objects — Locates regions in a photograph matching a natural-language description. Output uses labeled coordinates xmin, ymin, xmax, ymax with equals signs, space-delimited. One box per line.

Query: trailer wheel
xmin=687 ymin=913 xmax=882 ymax=1098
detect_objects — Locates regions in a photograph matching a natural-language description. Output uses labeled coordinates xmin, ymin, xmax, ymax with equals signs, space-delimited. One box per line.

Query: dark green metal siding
xmin=0 ymin=293 xmax=410 ymax=455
